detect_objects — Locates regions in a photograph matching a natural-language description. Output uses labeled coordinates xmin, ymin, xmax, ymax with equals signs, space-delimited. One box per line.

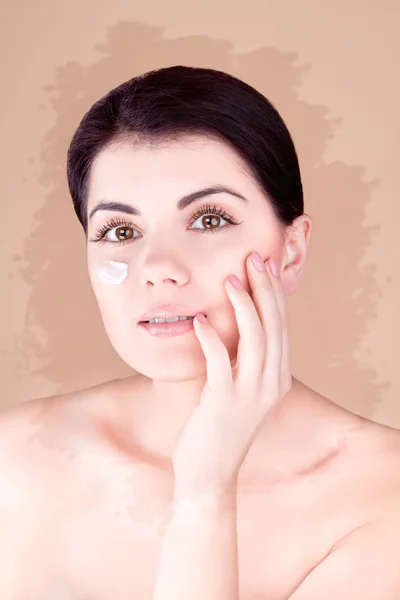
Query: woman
xmin=1 ymin=65 xmax=399 ymax=599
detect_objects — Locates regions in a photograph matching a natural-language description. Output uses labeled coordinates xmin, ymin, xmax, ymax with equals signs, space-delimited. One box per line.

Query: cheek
xmin=88 ymin=260 xmax=130 ymax=299
xmin=211 ymin=306 xmax=240 ymax=364
xmin=95 ymin=260 xmax=129 ymax=284
xmin=209 ymin=292 xmax=240 ymax=347
xmin=88 ymin=260 xmax=130 ymax=321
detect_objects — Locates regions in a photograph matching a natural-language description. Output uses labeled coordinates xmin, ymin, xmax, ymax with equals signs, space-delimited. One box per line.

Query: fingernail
xmin=251 ymin=251 xmax=265 ymax=271
xmin=227 ymin=274 xmax=243 ymax=290
xmin=196 ymin=313 xmax=208 ymax=323
xmin=267 ymin=259 xmax=278 ymax=277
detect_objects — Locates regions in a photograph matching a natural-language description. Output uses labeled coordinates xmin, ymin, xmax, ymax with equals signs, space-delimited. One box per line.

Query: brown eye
xmin=111 ymin=226 xmax=134 ymax=241
xmin=200 ymin=215 xmax=222 ymax=229
xmin=89 ymin=217 xmax=139 ymax=246
xmin=88 ymin=204 xmax=242 ymax=247
xmin=189 ymin=203 xmax=240 ymax=233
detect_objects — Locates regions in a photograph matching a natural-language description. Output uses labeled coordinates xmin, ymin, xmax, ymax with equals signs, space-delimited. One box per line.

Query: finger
xmin=246 ymin=254 xmax=282 ymax=388
xmin=266 ymin=260 xmax=291 ymax=391
xmin=224 ymin=274 xmax=266 ymax=390
xmin=193 ymin=314 xmax=233 ymax=393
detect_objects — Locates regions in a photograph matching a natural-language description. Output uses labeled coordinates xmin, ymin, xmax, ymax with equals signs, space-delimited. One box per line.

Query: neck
xmin=126 ymin=373 xmax=305 ymax=467
xmin=109 ymin=374 xmax=364 ymax=491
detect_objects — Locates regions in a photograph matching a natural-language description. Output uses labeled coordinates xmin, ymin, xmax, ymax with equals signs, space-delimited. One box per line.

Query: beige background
xmin=1 ymin=0 xmax=398 ymax=427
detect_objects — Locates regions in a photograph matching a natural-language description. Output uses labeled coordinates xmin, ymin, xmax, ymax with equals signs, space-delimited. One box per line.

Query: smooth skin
xmin=154 ymin=251 xmax=291 ymax=599
xmin=1 ymin=136 xmax=400 ymax=599
xmin=172 ymin=254 xmax=291 ymax=497
xmin=154 ymin=250 xmax=400 ymax=600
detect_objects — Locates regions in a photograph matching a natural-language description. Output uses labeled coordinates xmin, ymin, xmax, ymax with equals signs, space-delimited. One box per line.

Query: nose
xmin=139 ymin=256 xmax=189 ymax=288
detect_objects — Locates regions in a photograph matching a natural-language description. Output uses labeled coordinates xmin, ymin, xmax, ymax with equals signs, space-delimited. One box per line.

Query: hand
xmin=172 ymin=251 xmax=293 ymax=499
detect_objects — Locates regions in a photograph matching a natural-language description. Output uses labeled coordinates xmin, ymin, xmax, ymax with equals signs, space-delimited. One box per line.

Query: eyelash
xmin=88 ymin=203 xmax=243 ymax=246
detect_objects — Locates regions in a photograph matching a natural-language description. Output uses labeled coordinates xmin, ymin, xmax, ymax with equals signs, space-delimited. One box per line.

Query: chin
xmin=106 ymin=323 xmax=239 ymax=382
xmin=114 ymin=348 xmax=208 ymax=383
xmin=131 ymin=363 xmax=208 ymax=383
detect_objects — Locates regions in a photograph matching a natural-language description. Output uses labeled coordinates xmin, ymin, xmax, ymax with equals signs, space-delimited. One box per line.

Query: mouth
xmin=138 ymin=315 xmax=200 ymax=338
xmin=137 ymin=305 xmax=206 ymax=324
xmin=139 ymin=315 xmax=196 ymax=324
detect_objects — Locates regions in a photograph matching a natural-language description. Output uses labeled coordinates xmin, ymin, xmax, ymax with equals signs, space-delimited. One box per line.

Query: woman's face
xmin=86 ymin=135 xmax=304 ymax=382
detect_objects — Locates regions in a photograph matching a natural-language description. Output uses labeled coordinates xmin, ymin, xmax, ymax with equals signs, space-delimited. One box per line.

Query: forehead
xmin=87 ymin=135 xmax=260 ymax=207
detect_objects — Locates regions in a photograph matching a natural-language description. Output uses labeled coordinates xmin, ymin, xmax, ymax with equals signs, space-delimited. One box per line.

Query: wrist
xmin=172 ymin=482 xmax=238 ymax=511
xmin=171 ymin=489 xmax=237 ymax=525
xmin=173 ymin=475 xmax=238 ymax=497
xmin=173 ymin=470 xmax=239 ymax=499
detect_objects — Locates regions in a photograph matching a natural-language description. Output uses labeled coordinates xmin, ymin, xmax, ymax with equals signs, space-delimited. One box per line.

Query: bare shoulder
xmin=0 ymin=382 xmax=118 ymax=594
xmin=0 ymin=377 xmax=133 ymax=494
xmin=0 ymin=383 xmax=98 ymax=454
xmin=362 ymin=418 xmax=400 ymax=488
xmin=328 ymin=419 xmax=400 ymax=563
xmin=292 ymin=382 xmax=400 ymax=521
xmin=0 ymin=397 xmax=56 ymax=572
xmin=0 ymin=397 xmax=50 ymax=491
xmin=338 ymin=416 xmax=400 ymax=528
xmin=360 ymin=416 xmax=400 ymax=465
xmin=305 ymin=381 xmax=400 ymax=481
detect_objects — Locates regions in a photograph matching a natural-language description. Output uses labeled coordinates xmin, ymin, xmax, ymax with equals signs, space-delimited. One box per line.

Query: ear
xmin=280 ymin=215 xmax=312 ymax=297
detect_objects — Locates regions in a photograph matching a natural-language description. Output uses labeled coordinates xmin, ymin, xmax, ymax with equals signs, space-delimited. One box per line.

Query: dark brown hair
xmin=67 ymin=65 xmax=304 ymax=235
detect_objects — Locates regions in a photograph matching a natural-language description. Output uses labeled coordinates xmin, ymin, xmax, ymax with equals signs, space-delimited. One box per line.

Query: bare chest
xmin=22 ymin=411 xmax=400 ymax=600
xmin=24 ymin=463 xmax=362 ymax=600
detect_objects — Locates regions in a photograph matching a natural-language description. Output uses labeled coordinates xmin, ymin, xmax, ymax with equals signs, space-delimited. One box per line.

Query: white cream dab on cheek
xmin=97 ymin=260 xmax=129 ymax=284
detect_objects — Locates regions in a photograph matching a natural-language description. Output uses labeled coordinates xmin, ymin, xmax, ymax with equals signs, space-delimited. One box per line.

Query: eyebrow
xmin=88 ymin=185 xmax=248 ymax=221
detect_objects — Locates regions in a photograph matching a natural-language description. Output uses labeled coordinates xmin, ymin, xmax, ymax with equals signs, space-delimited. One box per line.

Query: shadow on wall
xmin=13 ymin=21 xmax=388 ymax=419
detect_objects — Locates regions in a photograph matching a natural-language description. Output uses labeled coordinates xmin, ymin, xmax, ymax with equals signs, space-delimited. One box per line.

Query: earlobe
xmin=281 ymin=219 xmax=310 ymax=296
xmin=282 ymin=276 xmax=298 ymax=297
xmin=281 ymin=260 xmax=303 ymax=297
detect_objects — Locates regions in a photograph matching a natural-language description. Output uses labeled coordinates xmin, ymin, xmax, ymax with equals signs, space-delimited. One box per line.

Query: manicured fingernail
xmin=227 ymin=274 xmax=243 ymax=290
xmin=267 ymin=259 xmax=278 ymax=277
xmin=196 ymin=313 xmax=208 ymax=323
xmin=251 ymin=251 xmax=265 ymax=271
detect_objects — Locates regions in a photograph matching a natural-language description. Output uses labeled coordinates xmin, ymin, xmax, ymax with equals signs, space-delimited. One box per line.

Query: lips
xmin=141 ymin=316 xmax=194 ymax=323
xmin=137 ymin=304 xmax=205 ymax=324
xmin=138 ymin=317 xmax=196 ymax=338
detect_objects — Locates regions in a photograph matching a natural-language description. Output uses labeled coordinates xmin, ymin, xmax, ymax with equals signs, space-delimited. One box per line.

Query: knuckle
xmin=262 ymin=374 xmax=279 ymax=397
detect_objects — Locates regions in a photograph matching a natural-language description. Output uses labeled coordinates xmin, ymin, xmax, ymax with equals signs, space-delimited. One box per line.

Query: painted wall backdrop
xmin=1 ymin=0 xmax=398 ymax=427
